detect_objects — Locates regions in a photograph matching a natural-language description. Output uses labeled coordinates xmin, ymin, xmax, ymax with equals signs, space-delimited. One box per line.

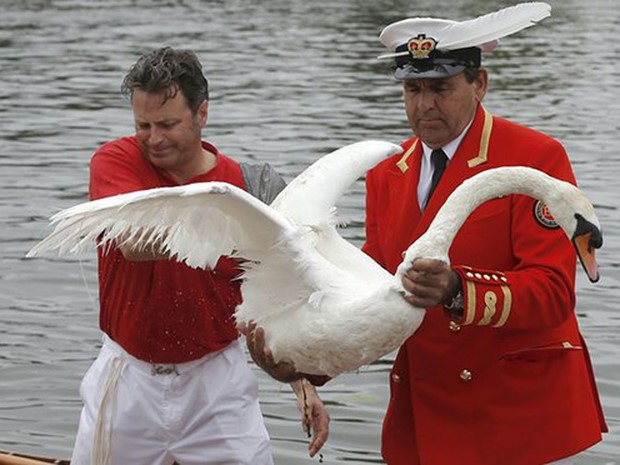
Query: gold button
xmin=392 ymin=373 xmax=401 ymax=382
xmin=449 ymin=321 xmax=461 ymax=332
xmin=460 ymin=369 xmax=472 ymax=382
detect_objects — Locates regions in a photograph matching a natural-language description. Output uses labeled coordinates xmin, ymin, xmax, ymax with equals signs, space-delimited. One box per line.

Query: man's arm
xmin=289 ymin=378 xmax=330 ymax=458
xmin=241 ymin=321 xmax=331 ymax=456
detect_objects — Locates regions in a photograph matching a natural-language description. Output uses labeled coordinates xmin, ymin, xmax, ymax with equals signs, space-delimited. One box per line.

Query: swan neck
xmin=424 ymin=168 xmax=554 ymax=255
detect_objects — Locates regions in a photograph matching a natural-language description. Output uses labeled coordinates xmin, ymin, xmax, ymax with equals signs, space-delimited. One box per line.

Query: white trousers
xmin=71 ymin=336 xmax=273 ymax=465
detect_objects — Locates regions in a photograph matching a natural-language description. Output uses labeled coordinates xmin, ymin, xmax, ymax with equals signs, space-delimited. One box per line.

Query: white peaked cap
xmin=380 ymin=18 xmax=499 ymax=54
xmin=378 ymin=2 xmax=551 ymax=79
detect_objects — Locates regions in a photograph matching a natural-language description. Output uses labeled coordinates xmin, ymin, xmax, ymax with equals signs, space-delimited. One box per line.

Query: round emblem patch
xmin=534 ymin=200 xmax=559 ymax=229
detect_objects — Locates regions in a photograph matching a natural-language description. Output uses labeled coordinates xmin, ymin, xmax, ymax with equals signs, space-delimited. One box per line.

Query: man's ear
xmin=198 ymin=99 xmax=209 ymax=127
xmin=474 ymin=68 xmax=489 ymax=102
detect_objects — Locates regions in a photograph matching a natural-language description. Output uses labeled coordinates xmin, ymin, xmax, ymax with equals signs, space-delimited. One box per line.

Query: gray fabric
xmin=240 ymin=162 xmax=287 ymax=205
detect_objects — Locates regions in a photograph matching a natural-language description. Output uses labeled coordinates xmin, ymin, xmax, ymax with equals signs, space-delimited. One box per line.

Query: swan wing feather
xmin=439 ymin=2 xmax=551 ymax=50
xmin=27 ymin=182 xmax=294 ymax=269
xmin=271 ymin=140 xmax=402 ymax=227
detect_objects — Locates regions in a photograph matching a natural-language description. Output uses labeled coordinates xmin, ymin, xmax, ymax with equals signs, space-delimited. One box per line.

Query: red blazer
xmin=363 ymin=105 xmax=607 ymax=465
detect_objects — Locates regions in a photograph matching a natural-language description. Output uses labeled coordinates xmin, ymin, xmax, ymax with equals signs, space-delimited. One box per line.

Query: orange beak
xmin=573 ymin=231 xmax=600 ymax=283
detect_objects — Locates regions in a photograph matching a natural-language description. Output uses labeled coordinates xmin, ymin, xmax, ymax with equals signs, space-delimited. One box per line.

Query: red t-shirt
xmin=90 ymin=136 xmax=244 ymax=363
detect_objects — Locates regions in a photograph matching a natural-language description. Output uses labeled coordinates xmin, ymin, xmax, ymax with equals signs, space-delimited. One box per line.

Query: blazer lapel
xmin=383 ymin=139 xmax=423 ymax=272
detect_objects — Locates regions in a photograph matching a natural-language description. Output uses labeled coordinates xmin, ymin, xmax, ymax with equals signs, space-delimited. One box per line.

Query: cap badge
xmin=407 ymin=34 xmax=437 ymax=59
xmin=534 ymin=200 xmax=559 ymax=229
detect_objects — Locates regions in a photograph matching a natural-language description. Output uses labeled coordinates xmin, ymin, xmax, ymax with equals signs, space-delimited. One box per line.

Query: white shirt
xmin=418 ymin=118 xmax=475 ymax=210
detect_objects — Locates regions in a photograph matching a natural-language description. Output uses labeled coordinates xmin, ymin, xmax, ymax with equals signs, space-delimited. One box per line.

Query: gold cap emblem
xmin=407 ymin=34 xmax=437 ymax=59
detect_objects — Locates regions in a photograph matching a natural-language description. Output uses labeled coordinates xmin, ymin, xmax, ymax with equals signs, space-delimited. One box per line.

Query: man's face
xmin=132 ymin=88 xmax=207 ymax=172
xmin=403 ymin=69 xmax=487 ymax=149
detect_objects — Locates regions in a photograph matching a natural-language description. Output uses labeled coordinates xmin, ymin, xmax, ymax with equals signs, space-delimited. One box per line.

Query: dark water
xmin=1 ymin=0 xmax=618 ymax=463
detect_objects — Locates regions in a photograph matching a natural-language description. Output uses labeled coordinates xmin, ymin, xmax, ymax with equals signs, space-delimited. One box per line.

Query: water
xmin=1 ymin=0 xmax=618 ymax=463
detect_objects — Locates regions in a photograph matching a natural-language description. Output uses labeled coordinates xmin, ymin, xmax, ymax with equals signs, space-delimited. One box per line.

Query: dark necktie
xmin=427 ymin=148 xmax=448 ymax=203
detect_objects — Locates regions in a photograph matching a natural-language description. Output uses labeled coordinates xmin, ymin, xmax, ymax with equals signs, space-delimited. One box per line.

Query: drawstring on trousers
xmin=92 ymin=356 xmax=125 ymax=465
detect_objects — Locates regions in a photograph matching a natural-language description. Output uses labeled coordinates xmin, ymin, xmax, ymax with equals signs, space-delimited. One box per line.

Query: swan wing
xmin=271 ymin=140 xmax=402 ymax=227
xmin=270 ymin=140 xmax=401 ymax=286
xmin=237 ymin=141 xmax=402 ymax=326
xmin=27 ymin=182 xmax=294 ymax=269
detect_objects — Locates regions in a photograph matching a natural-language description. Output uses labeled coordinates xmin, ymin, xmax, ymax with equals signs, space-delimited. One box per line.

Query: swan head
xmin=544 ymin=182 xmax=602 ymax=283
xmin=571 ymin=213 xmax=602 ymax=283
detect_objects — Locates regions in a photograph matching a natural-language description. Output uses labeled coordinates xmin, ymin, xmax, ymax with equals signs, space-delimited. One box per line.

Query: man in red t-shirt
xmin=71 ymin=47 xmax=329 ymax=465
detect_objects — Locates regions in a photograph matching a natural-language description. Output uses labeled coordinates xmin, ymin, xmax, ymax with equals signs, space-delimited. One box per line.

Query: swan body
xmin=27 ymin=144 xmax=602 ymax=377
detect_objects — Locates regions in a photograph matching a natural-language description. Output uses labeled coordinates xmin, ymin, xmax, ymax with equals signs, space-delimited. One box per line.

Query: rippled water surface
xmin=1 ymin=0 xmax=619 ymax=463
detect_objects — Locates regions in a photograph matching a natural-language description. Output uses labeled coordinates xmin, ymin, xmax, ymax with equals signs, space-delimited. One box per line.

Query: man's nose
xmin=416 ymin=90 xmax=436 ymax=111
xmin=148 ymin=126 xmax=164 ymax=144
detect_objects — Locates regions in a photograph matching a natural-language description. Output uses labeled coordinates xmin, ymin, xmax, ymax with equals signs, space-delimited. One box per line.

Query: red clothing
xmin=90 ymin=136 xmax=244 ymax=363
xmin=363 ymin=105 xmax=607 ymax=465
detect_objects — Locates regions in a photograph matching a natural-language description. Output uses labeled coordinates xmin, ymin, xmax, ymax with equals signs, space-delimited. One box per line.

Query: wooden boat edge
xmin=0 ymin=450 xmax=70 ymax=465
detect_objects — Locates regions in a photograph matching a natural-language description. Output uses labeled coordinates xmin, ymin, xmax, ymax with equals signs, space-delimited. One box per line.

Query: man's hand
xmin=240 ymin=322 xmax=331 ymax=457
xmin=401 ymin=258 xmax=460 ymax=308
xmin=242 ymin=321 xmax=302 ymax=383
xmin=291 ymin=379 xmax=330 ymax=458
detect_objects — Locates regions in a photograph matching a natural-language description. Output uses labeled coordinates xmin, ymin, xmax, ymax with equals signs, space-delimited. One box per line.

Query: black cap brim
xmin=394 ymin=63 xmax=467 ymax=80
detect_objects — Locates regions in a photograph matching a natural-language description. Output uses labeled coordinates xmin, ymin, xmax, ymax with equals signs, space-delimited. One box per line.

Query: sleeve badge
xmin=534 ymin=200 xmax=559 ymax=229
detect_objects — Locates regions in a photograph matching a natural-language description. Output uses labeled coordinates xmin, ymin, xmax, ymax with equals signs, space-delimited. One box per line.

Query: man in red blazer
xmin=247 ymin=4 xmax=607 ymax=464
xmin=363 ymin=5 xmax=607 ymax=465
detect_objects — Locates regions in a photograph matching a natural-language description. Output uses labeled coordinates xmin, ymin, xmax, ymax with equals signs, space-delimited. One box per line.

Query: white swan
xmin=27 ymin=142 xmax=602 ymax=377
